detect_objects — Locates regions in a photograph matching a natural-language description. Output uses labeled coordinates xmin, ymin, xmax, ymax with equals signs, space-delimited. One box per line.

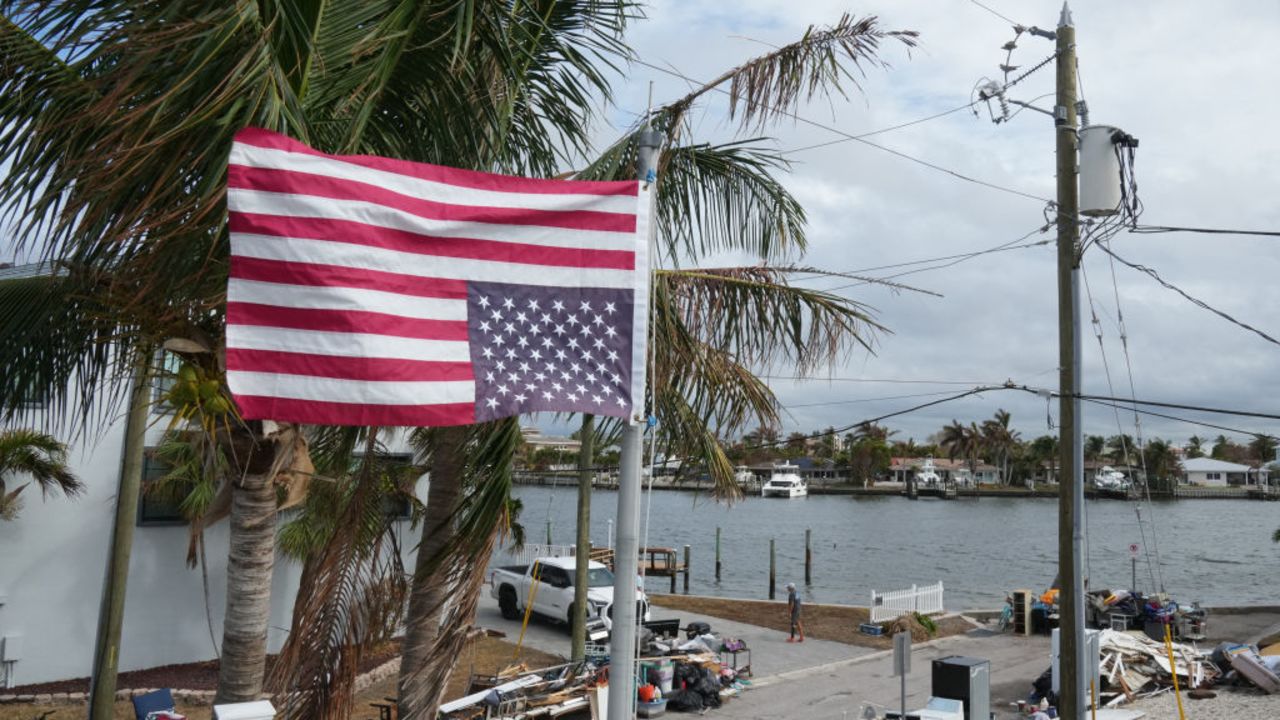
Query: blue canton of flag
xmin=469 ymin=281 xmax=635 ymax=423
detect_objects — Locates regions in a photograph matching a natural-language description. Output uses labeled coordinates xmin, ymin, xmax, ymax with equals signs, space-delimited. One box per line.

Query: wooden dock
xmin=592 ymin=546 xmax=690 ymax=593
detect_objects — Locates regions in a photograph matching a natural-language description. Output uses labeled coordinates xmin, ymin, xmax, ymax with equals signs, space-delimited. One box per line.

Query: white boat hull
xmin=761 ymin=486 xmax=808 ymax=498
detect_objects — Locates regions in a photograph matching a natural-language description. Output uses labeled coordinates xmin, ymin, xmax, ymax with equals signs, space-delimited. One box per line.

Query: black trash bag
xmin=685 ymin=621 xmax=712 ymax=639
xmin=665 ymin=688 xmax=704 ymax=712
xmin=1028 ymin=666 xmax=1057 ymax=706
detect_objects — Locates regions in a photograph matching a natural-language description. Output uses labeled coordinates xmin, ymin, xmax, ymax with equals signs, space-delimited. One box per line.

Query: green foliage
xmin=0 ymin=428 xmax=82 ymax=520
xmin=913 ymin=611 xmax=938 ymax=636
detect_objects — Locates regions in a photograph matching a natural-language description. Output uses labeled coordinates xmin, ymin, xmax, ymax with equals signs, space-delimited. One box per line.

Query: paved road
xmin=474 ymin=594 xmax=873 ymax=678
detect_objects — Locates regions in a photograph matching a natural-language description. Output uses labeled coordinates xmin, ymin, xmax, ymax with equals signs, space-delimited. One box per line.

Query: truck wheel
xmin=499 ymin=586 xmax=520 ymax=620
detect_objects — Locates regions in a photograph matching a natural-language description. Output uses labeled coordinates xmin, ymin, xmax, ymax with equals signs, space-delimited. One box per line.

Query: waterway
xmin=503 ymin=486 xmax=1279 ymax=609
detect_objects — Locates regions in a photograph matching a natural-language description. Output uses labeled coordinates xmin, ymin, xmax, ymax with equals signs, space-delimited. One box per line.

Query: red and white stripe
xmin=225 ymin=127 xmax=650 ymax=427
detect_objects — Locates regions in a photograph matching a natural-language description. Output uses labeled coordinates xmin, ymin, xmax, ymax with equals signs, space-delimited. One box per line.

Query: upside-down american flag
xmin=225 ymin=128 xmax=650 ymax=427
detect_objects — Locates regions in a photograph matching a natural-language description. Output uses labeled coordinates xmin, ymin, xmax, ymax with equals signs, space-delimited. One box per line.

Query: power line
xmin=967 ymin=0 xmax=1022 ymax=26
xmin=1079 ymin=398 xmax=1279 ymax=441
xmin=1130 ymin=225 xmax=1280 ymax=238
xmin=759 ymin=375 xmax=997 ymax=386
xmin=783 ymin=389 xmax=962 ymax=409
xmin=782 ymin=102 xmax=978 ymax=154
xmin=1095 ymin=242 xmax=1280 ymax=347
xmin=631 ymin=57 xmax=1054 ymax=204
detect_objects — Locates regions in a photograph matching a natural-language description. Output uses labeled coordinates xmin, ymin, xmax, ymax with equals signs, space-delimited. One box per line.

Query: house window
xmin=1205 ymin=472 xmax=1221 ymax=481
xmin=137 ymin=448 xmax=186 ymax=526
xmin=152 ymin=351 xmax=184 ymax=414
xmin=353 ymin=452 xmax=416 ymax=519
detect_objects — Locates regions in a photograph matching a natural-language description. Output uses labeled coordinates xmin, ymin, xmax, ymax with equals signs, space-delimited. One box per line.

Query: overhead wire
xmin=967 ymin=0 xmax=1022 ymax=26
xmin=630 ymin=57 xmax=1054 ymax=205
xmin=1129 ymin=225 xmax=1280 ymax=238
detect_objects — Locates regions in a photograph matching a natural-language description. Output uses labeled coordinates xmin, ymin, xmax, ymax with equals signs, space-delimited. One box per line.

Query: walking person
xmin=786 ymin=582 xmax=805 ymax=643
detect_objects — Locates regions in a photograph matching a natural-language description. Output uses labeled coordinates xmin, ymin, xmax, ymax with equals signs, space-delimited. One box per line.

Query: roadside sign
xmin=1129 ymin=543 xmax=1140 ymax=558
xmin=893 ymin=632 xmax=911 ymax=676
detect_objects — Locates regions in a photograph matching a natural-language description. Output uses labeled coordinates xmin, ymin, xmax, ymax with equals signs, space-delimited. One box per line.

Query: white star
xmin=555 ymin=349 xmax=568 ymax=360
xmin=576 ymin=384 xmax=587 ymax=394
xmin=610 ymin=373 xmax=622 ymax=385
xmin=541 ymin=313 xmax=553 ymax=325
xmin=516 ymin=311 xmax=528 ymax=325
xmin=505 ymin=348 xmax=518 ymax=360
xmin=502 ymin=297 xmax=515 ymax=309
xmin=544 ymin=362 xmax=556 ymax=373
xmin=479 ymin=320 xmax=492 ymax=333
xmin=529 ymin=324 xmax=541 ymax=336
xmin=578 ymin=323 xmax=591 ymax=335
xmin=534 ymin=372 xmax=547 ymax=382
xmin=497 ymin=384 xmax=510 ymax=396
xmin=552 ymin=300 xmax=565 ymax=312
xmin=527 ymin=299 xmax=540 ymax=311
xmin=566 ymin=314 xmax=579 ymax=326
xmin=592 ymin=394 xmax=603 ymax=405
xmin=542 ymin=391 xmax=554 ymax=401
xmin=567 ymin=392 xmax=579 ymax=402
xmin=515 ymin=393 xmax=527 ymax=403
xmin=607 ymin=350 xmax=619 ymax=361
xmin=567 ymin=338 xmax=580 ymax=350
xmin=478 ymin=296 xmax=491 ymax=308
xmin=503 ymin=322 xmax=516 ymax=335
xmin=530 ymin=349 xmax=543 ymax=361
xmin=492 ymin=334 xmax=505 ymax=346
xmin=604 ymin=301 xmax=616 ymax=314
xmin=524 ymin=383 xmax=537 ymax=392
xmin=507 ymin=372 xmax=520 ymax=383
xmin=580 ymin=300 xmax=592 ymax=312
xmin=482 ymin=347 xmax=495 ymax=359
xmin=517 ymin=336 xmax=530 ymax=348
xmin=495 ymin=360 xmax=507 ymax=371
xmin=541 ymin=337 xmax=554 ymax=349
xmin=485 ymin=397 xmax=499 ymax=409
xmin=553 ymin=324 xmax=566 ymax=336
xmin=552 ymin=382 xmax=564 ymax=392
xmin=593 ymin=338 xmax=606 ymax=350
xmin=615 ymin=396 xmax=626 ymax=407
xmin=560 ymin=371 xmax=572 ymax=382
xmin=485 ymin=371 xmax=496 ymax=382
xmin=581 ymin=351 xmax=593 ymax=364
xmin=597 ymin=362 xmax=608 ymax=374
xmin=490 ymin=309 xmax=503 ymax=322
xmin=605 ymin=326 xmax=617 ymax=338
xmin=570 ymin=362 xmax=582 ymax=374
xmin=519 ymin=362 xmax=532 ymax=373
xmin=593 ymin=314 xmax=604 ymax=326
xmin=585 ymin=372 xmax=597 ymax=385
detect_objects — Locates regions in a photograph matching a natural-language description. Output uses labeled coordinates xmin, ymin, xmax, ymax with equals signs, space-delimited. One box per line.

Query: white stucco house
xmin=1180 ymin=457 xmax=1267 ymax=487
xmin=0 ymin=376 xmax=427 ymax=688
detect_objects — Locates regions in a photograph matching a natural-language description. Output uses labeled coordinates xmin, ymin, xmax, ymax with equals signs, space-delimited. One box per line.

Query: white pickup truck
xmin=489 ymin=556 xmax=650 ymax=630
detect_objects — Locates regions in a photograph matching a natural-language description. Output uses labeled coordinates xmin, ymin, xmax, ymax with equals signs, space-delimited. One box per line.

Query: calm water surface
xmin=503 ymin=486 xmax=1279 ymax=609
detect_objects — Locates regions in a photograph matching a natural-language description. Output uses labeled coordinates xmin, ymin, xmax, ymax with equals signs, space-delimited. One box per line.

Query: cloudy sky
xmin=584 ymin=0 xmax=1280 ymax=447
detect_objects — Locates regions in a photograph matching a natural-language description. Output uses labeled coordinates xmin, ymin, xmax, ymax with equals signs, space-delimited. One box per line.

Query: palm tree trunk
xmin=215 ymin=469 xmax=278 ymax=703
xmin=397 ymin=426 xmax=465 ymax=719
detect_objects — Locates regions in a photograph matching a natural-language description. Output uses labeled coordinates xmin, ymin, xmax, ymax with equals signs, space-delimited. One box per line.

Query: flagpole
xmin=607 ymin=126 xmax=663 ymax=720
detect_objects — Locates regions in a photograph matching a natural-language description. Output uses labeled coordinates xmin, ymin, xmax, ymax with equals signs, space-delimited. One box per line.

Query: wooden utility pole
xmin=1055 ymin=3 xmax=1086 ymax=718
xmin=88 ymin=350 xmax=152 ymax=719
xmin=570 ymin=414 xmax=595 ymax=662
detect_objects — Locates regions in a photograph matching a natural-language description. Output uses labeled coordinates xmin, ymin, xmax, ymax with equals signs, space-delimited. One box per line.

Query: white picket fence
xmin=869 ymin=581 xmax=945 ymax=622
xmin=499 ymin=542 xmax=576 ymax=567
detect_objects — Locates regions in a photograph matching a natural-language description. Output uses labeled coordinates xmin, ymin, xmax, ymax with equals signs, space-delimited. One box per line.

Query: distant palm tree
xmin=981 ymin=409 xmax=1019 ymax=485
xmin=1084 ymin=435 xmax=1106 ymax=463
xmin=939 ymin=420 xmax=983 ymax=481
xmin=1142 ymin=438 xmax=1181 ymax=491
xmin=1030 ymin=435 xmax=1060 ymax=483
xmin=0 ymin=429 xmax=83 ymax=520
xmin=1185 ymin=435 xmax=1206 ymax=459
xmin=1248 ymin=435 xmax=1277 ymax=465
xmin=1106 ymin=434 xmax=1136 ymax=463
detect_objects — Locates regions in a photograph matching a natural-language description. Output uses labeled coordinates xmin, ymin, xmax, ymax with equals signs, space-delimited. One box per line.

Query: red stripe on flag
xmin=234 ymin=127 xmax=637 ymax=198
xmin=229 ymin=211 xmax=636 ymax=271
xmin=232 ymin=394 xmax=477 ymax=426
xmin=229 ymin=165 xmax=636 ymax=233
xmin=227 ymin=302 xmax=469 ymax=341
xmin=226 ymin=348 xmax=474 ymax=382
xmin=230 ymin=256 xmax=468 ymax=299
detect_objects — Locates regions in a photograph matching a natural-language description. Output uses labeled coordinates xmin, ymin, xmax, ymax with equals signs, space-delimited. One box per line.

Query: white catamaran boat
xmin=760 ymin=464 xmax=807 ymax=498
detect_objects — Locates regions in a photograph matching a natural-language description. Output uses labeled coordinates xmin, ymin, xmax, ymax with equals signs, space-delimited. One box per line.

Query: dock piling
xmin=805 ymin=528 xmax=812 ymax=585
xmin=715 ymin=527 xmax=722 ymax=580
xmin=683 ymin=544 xmax=691 ymax=593
xmin=769 ymin=538 xmax=776 ymax=600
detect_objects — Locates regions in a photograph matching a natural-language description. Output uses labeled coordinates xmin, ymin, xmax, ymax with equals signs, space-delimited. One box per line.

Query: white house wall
xmin=1 ymin=397 xmax=423 ymax=686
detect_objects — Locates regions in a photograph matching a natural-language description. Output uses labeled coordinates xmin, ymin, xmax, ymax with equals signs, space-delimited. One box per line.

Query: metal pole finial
xmin=1058 ymin=2 xmax=1074 ymax=29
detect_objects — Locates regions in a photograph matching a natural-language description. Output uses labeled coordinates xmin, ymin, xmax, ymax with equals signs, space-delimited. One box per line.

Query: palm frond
xmin=0 ymin=428 xmax=83 ymax=499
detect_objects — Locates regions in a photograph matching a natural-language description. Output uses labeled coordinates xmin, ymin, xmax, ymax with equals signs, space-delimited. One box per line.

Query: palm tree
xmin=981 ymin=409 xmax=1019 ymax=485
xmin=939 ymin=420 xmax=983 ymax=481
xmin=1211 ymin=434 xmax=1234 ymax=460
xmin=1248 ymin=435 xmax=1277 ymax=465
xmin=0 ymin=429 xmax=83 ymax=520
xmin=1084 ymin=435 xmax=1106 ymax=463
xmin=1029 ymin=435 xmax=1060 ymax=484
xmin=1 ymin=4 xmax=913 ymax=717
xmin=1142 ymin=438 xmax=1180 ymax=492
xmin=1185 ymin=435 xmax=1206 ymax=459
